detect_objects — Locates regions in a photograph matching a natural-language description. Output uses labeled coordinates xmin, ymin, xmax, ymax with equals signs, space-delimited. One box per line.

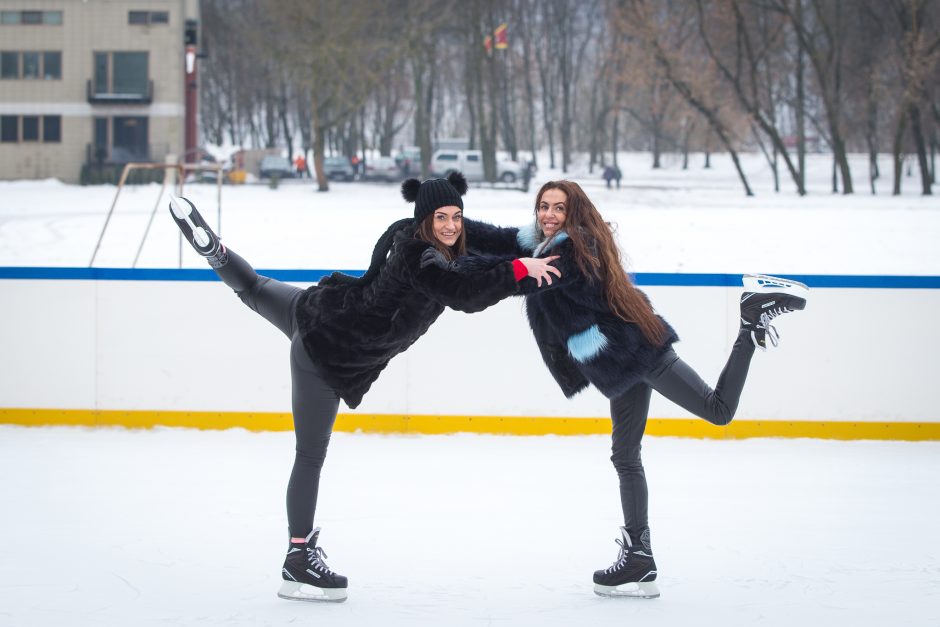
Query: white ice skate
xmin=740 ymin=274 xmax=809 ymax=350
xmin=742 ymin=274 xmax=809 ymax=298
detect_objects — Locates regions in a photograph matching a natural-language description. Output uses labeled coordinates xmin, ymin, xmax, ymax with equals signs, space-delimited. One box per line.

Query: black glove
xmin=420 ymin=247 xmax=458 ymax=272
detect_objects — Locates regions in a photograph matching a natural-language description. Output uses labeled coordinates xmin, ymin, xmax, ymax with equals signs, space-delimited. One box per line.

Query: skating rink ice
xmin=1 ymin=426 xmax=937 ymax=627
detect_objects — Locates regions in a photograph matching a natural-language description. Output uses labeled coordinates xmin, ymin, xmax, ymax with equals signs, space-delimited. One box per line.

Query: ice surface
xmin=1 ymin=426 xmax=938 ymax=626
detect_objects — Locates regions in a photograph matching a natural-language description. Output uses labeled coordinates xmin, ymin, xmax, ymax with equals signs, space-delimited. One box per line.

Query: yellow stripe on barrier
xmin=1 ymin=408 xmax=938 ymax=441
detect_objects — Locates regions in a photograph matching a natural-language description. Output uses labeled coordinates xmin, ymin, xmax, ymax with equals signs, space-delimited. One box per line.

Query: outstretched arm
xmin=463 ymin=218 xmax=524 ymax=257
xmin=414 ymin=251 xmax=561 ymax=313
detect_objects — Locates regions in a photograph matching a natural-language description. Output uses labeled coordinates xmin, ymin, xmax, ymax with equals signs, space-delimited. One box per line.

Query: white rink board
xmin=2 ymin=275 xmax=937 ymax=423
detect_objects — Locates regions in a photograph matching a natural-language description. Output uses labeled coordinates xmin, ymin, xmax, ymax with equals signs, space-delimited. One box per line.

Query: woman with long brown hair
xmin=465 ymin=180 xmax=808 ymax=599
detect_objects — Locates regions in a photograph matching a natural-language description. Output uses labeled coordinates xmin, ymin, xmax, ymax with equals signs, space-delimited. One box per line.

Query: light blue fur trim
xmin=516 ymin=224 xmax=569 ymax=255
xmin=534 ymin=230 xmax=568 ymax=256
xmin=566 ymin=324 xmax=609 ymax=363
xmin=516 ymin=224 xmax=539 ymax=252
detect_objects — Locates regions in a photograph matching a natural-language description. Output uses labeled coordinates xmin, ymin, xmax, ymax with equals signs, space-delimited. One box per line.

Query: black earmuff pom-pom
xmin=401 ymin=178 xmax=421 ymax=202
xmin=447 ymin=171 xmax=468 ymax=196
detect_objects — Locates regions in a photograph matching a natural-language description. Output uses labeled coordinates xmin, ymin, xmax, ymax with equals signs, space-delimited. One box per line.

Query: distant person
xmin=166 ymin=173 xmax=560 ymax=603
xmin=350 ymin=155 xmax=361 ymax=177
xmin=294 ymin=154 xmax=306 ymax=178
xmin=461 ymin=180 xmax=809 ymax=599
xmin=603 ymin=165 xmax=622 ymax=189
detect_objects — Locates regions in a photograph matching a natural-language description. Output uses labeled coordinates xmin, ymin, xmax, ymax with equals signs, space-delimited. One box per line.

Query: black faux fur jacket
xmin=294 ymin=223 xmax=520 ymax=409
xmin=464 ymin=220 xmax=678 ymax=400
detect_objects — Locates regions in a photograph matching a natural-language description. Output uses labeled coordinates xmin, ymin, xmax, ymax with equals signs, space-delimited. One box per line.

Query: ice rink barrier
xmin=3 ymin=267 xmax=939 ymax=440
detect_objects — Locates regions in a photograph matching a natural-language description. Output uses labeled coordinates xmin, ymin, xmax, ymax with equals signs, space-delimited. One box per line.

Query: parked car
xmin=259 ymin=155 xmax=294 ymax=179
xmin=362 ymin=156 xmax=400 ymax=182
xmin=394 ymin=146 xmax=422 ymax=176
xmin=323 ymin=156 xmax=355 ymax=181
xmin=430 ymin=149 xmax=526 ymax=184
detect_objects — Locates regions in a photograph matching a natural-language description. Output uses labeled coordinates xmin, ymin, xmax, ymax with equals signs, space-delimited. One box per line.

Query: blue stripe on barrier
xmin=1 ymin=267 xmax=939 ymax=289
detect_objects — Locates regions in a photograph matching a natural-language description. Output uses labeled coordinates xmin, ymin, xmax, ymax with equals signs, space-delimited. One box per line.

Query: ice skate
xmin=277 ymin=528 xmax=348 ymax=603
xmin=168 ymin=195 xmax=226 ymax=264
xmin=593 ymin=527 xmax=660 ymax=599
xmin=740 ymin=274 xmax=808 ymax=350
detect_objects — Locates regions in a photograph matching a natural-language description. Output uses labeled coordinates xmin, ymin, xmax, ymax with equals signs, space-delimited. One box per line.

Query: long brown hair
xmin=415 ymin=212 xmax=467 ymax=260
xmin=534 ymin=180 xmax=667 ymax=346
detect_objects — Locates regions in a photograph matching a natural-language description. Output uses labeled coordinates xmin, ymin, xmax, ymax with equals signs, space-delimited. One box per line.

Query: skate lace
xmin=306 ymin=545 xmax=336 ymax=575
xmin=757 ymin=307 xmax=792 ymax=348
xmin=605 ymin=538 xmax=630 ymax=573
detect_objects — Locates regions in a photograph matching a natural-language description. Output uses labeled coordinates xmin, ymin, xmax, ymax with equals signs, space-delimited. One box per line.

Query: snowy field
xmin=1 ymin=426 xmax=939 ymax=627
xmin=1 ymin=153 xmax=939 ymax=626
xmin=0 ymin=152 xmax=938 ymax=274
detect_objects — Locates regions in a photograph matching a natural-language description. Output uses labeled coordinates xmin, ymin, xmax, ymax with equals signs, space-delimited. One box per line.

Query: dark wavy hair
xmin=534 ymin=180 xmax=667 ymax=346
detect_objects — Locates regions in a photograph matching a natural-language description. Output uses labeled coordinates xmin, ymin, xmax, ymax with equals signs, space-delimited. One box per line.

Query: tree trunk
xmin=908 ymin=103 xmax=933 ymax=195
xmin=892 ymin=111 xmax=908 ymax=195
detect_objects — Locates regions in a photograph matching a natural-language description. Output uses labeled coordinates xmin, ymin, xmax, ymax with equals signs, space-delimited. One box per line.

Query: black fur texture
xmin=473 ymin=222 xmax=678 ymax=399
xmin=294 ymin=227 xmax=520 ymax=408
xmin=401 ymin=178 xmax=422 ymax=203
xmin=446 ymin=170 xmax=468 ymax=196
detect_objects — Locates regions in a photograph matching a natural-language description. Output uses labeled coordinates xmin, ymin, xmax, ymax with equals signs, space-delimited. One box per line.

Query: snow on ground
xmin=0 ymin=152 xmax=938 ymax=274
xmin=1 ymin=426 xmax=938 ymax=627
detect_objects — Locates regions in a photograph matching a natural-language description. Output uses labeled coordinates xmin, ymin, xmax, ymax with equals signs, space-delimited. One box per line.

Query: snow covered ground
xmin=1 ymin=426 xmax=938 ymax=627
xmin=1 ymin=153 xmax=938 ymax=626
xmin=1 ymin=152 xmax=938 ymax=274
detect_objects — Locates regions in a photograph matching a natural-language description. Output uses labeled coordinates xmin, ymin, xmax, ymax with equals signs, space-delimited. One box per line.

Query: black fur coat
xmin=294 ymin=224 xmax=520 ymax=408
xmin=465 ymin=220 xmax=678 ymax=400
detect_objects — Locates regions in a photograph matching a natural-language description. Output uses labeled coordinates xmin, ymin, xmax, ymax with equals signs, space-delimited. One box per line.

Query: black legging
xmin=214 ymin=249 xmax=339 ymax=538
xmin=610 ymin=333 xmax=755 ymax=547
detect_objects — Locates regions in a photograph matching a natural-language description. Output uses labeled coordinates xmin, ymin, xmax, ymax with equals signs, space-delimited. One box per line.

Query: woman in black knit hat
xmin=167 ymin=171 xmax=559 ymax=603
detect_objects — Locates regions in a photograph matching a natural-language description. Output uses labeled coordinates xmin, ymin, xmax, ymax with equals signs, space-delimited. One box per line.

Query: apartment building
xmin=0 ymin=0 xmax=199 ymax=183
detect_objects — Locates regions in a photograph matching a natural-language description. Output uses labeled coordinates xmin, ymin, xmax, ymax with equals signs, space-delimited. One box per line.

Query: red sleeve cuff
xmin=511 ymin=259 xmax=527 ymax=282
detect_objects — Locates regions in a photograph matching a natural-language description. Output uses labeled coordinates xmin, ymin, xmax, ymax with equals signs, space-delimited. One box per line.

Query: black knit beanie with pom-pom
xmin=324 ymin=171 xmax=469 ymax=287
xmin=401 ymin=171 xmax=468 ymax=223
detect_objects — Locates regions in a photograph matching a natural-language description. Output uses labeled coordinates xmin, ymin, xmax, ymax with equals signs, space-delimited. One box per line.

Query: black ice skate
xmin=278 ymin=528 xmax=348 ymax=603
xmin=740 ymin=274 xmax=809 ymax=350
xmin=168 ymin=196 xmax=227 ymax=267
xmin=593 ymin=527 xmax=660 ymax=599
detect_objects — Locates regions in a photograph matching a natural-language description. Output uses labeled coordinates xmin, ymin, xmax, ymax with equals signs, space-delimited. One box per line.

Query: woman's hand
xmin=519 ymin=255 xmax=562 ymax=287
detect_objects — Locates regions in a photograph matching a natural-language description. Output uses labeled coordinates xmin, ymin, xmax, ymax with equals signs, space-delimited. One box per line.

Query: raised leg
xmin=645 ymin=339 xmax=755 ymax=427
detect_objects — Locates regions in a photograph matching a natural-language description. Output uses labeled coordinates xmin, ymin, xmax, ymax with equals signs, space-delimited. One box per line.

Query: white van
xmin=430 ymin=149 xmax=526 ymax=184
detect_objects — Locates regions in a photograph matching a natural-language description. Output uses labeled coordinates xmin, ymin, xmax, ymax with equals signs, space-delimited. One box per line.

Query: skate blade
xmin=277 ymin=580 xmax=347 ymax=603
xmin=191 ymin=226 xmax=211 ymax=248
xmin=168 ymin=196 xmax=193 ymax=220
xmin=743 ymin=274 xmax=809 ymax=296
xmin=594 ymin=581 xmax=660 ymax=599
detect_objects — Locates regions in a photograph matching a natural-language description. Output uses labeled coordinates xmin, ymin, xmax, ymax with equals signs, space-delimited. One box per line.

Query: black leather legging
xmin=214 ymin=249 xmax=340 ymax=538
xmin=610 ymin=334 xmax=755 ymax=547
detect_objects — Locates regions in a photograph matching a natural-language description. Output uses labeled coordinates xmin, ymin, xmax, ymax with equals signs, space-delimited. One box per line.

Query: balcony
xmin=87 ymin=79 xmax=153 ymax=104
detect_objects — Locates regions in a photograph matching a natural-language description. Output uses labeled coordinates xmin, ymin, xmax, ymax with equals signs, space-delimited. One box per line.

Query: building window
xmin=22 ymin=51 xmax=39 ymax=78
xmin=129 ymin=11 xmax=169 ymax=25
xmin=0 ymin=10 xmax=63 ymax=25
xmin=1 ymin=52 xmax=17 ymax=78
xmin=1 ymin=116 xmax=16 ymax=142
xmin=0 ymin=51 xmax=61 ymax=79
xmin=21 ymin=116 xmax=39 ymax=141
xmin=93 ymin=51 xmax=148 ymax=96
xmin=43 ymin=116 xmax=61 ymax=142
xmin=43 ymin=51 xmax=61 ymax=78
xmin=0 ymin=115 xmax=62 ymax=142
